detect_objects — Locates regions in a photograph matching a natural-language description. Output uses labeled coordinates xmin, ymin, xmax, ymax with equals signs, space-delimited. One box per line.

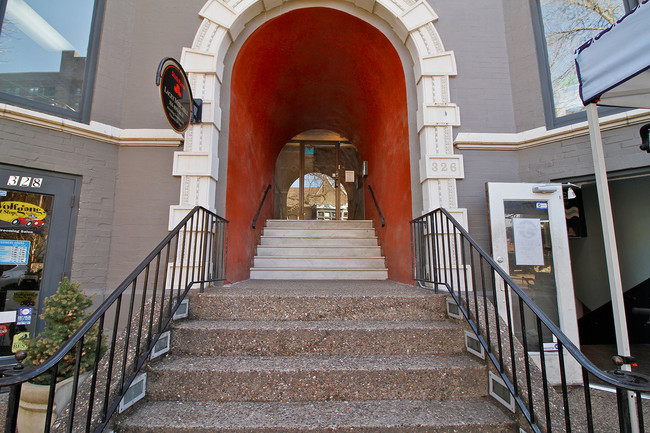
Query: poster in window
xmin=513 ymin=218 xmax=544 ymax=266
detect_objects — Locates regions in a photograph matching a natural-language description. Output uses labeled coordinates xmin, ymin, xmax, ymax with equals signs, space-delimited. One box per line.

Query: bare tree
xmin=541 ymin=0 xmax=625 ymax=115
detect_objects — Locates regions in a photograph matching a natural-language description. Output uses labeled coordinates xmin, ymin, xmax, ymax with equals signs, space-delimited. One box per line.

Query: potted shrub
xmin=17 ymin=277 xmax=103 ymax=432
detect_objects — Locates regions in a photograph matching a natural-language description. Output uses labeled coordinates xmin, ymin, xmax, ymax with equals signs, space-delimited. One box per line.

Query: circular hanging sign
xmin=157 ymin=58 xmax=193 ymax=133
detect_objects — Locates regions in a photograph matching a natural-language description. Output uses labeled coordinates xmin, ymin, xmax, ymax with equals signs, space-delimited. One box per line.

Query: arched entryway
xmin=172 ymin=0 xmax=464 ymax=285
xmin=224 ymin=7 xmax=412 ymax=282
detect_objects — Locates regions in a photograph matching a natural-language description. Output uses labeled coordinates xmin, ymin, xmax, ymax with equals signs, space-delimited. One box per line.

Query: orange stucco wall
xmin=226 ymin=7 xmax=413 ymax=283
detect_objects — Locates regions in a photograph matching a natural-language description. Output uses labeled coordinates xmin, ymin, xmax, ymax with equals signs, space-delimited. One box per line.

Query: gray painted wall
xmin=1 ymin=119 xmax=118 ymax=294
xmin=92 ymin=0 xmax=205 ymax=129
xmin=502 ymin=0 xmax=547 ymax=131
xmin=106 ymin=146 xmax=181 ymax=291
xmin=456 ymin=149 xmax=521 ymax=250
xmin=430 ymin=0 xmax=517 ymax=134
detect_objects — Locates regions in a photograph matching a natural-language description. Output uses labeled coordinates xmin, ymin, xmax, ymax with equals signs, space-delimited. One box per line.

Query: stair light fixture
xmin=119 ymin=373 xmax=147 ymax=414
xmin=173 ymin=298 xmax=189 ymax=320
xmin=489 ymin=371 xmax=515 ymax=412
xmin=446 ymin=298 xmax=462 ymax=320
xmin=150 ymin=330 xmax=171 ymax=360
xmin=464 ymin=330 xmax=485 ymax=359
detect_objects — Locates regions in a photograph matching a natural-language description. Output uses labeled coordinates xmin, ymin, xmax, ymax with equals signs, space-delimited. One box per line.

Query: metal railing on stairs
xmin=1 ymin=206 xmax=228 ymax=433
xmin=411 ymin=208 xmax=650 ymax=433
xmin=252 ymin=184 xmax=272 ymax=229
xmin=367 ymin=185 xmax=385 ymax=227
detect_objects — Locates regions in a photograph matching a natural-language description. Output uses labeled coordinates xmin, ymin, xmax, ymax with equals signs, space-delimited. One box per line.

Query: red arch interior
xmin=226 ymin=7 xmax=412 ymax=282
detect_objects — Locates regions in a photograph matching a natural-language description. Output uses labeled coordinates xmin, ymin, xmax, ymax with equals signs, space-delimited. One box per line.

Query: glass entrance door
xmin=301 ymin=143 xmax=344 ymax=221
xmin=487 ymin=182 xmax=581 ymax=384
xmin=275 ymin=132 xmax=363 ymax=221
xmin=0 ymin=165 xmax=79 ymax=362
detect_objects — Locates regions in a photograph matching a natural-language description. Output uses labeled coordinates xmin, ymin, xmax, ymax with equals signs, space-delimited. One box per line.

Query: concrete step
xmin=117 ymin=400 xmax=517 ymax=433
xmin=255 ymin=246 xmax=382 ymax=257
xmin=265 ymin=219 xmax=374 ymax=229
xmin=188 ymin=281 xmax=448 ymax=321
xmin=146 ymin=354 xmax=487 ymax=402
xmin=249 ymin=268 xmax=388 ymax=280
xmin=171 ymin=319 xmax=465 ymax=356
xmin=252 ymin=256 xmax=386 ymax=269
xmin=259 ymin=237 xmax=379 ymax=247
xmin=262 ymin=228 xmax=377 ymax=238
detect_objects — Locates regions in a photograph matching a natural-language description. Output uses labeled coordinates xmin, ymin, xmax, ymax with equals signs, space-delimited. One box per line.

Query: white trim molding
xmin=0 ymin=103 xmax=183 ymax=147
xmin=454 ymin=109 xmax=650 ymax=151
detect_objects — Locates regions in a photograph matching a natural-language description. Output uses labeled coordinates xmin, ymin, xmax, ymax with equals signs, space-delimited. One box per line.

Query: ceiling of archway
xmin=230 ymin=6 xmax=408 ymax=158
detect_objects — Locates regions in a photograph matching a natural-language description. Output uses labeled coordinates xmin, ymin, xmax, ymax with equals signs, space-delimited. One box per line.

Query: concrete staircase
xmin=116 ymin=280 xmax=517 ymax=433
xmin=250 ymin=220 xmax=388 ymax=280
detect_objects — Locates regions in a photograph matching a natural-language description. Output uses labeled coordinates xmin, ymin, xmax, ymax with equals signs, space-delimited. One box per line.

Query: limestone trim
xmin=0 ymin=103 xmax=183 ymax=147
xmin=176 ymin=0 xmax=466 ymax=226
xmin=455 ymin=109 xmax=650 ymax=151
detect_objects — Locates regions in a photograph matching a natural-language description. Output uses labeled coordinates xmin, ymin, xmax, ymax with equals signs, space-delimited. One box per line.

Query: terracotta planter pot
xmin=17 ymin=374 xmax=82 ymax=433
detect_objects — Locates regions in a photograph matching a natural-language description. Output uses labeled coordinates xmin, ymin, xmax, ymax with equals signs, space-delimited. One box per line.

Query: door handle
xmin=496 ymin=256 xmax=504 ymax=263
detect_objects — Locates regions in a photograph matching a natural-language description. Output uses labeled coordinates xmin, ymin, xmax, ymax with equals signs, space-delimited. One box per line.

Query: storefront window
xmin=0 ymin=0 xmax=103 ymax=120
xmin=535 ymin=0 xmax=634 ymax=123
xmin=0 ymin=189 xmax=53 ymax=356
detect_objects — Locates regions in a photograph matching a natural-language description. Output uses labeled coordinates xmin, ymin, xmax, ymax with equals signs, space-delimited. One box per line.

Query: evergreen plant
xmin=25 ymin=278 xmax=102 ymax=385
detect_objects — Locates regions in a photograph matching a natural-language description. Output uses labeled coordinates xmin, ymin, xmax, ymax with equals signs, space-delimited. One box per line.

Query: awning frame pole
xmin=586 ymin=103 xmax=630 ymax=359
xmin=586 ymin=102 xmax=638 ymax=432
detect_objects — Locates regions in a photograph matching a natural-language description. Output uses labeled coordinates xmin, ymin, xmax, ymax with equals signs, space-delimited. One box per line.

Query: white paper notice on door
xmin=512 ymin=218 xmax=544 ymax=266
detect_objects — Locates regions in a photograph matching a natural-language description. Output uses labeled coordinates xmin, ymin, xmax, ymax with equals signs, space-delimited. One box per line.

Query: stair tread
xmin=196 ymin=280 xmax=436 ymax=297
xmin=175 ymin=319 xmax=461 ymax=331
xmin=253 ymin=256 xmax=386 ymax=259
xmin=118 ymin=399 xmax=515 ymax=432
xmin=150 ymin=354 xmax=483 ymax=373
xmin=250 ymin=267 xmax=388 ymax=270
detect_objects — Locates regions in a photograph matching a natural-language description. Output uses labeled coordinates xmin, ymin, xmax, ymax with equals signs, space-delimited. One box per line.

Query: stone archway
xmin=169 ymin=0 xmax=467 ymax=281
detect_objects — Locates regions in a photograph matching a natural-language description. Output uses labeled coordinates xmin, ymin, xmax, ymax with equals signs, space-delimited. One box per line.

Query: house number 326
xmin=431 ymin=162 xmax=457 ymax=173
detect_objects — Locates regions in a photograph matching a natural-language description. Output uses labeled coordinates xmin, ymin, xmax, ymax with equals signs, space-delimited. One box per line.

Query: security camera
xmin=640 ymin=123 xmax=650 ymax=153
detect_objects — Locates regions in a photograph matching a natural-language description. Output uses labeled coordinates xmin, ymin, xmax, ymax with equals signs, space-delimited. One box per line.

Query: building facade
xmin=0 ymin=0 xmax=648 ymax=359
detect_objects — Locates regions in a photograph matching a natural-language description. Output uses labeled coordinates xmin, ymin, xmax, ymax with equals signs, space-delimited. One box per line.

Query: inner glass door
xmin=275 ymin=131 xmax=363 ymax=221
xmin=301 ymin=143 xmax=345 ymax=221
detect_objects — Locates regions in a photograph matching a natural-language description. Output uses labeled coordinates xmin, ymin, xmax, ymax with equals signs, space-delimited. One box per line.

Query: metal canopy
xmin=575 ymin=0 xmax=650 ymax=108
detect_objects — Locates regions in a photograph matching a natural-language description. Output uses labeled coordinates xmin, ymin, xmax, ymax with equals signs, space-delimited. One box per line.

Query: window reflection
xmin=0 ymin=0 xmax=96 ymax=114
xmin=538 ymin=0 xmax=626 ymax=118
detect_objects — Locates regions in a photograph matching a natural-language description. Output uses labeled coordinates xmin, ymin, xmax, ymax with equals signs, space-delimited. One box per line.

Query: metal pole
xmin=586 ymin=103 xmax=637 ymax=431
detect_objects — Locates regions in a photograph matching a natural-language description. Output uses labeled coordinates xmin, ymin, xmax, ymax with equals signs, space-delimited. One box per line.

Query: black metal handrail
xmin=367 ymin=185 xmax=385 ymax=227
xmin=411 ymin=208 xmax=650 ymax=433
xmin=1 ymin=206 xmax=228 ymax=432
xmin=252 ymin=184 xmax=272 ymax=229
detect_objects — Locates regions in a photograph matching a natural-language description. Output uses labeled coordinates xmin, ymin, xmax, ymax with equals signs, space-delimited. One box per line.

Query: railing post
xmin=617 ymin=387 xmax=633 ymax=433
